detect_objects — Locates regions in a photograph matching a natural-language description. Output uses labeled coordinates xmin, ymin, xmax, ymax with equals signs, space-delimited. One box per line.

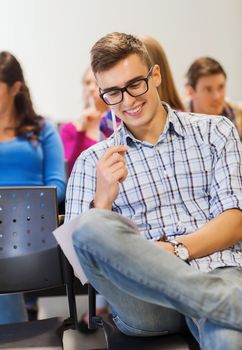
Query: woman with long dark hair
xmin=0 ymin=51 xmax=66 ymax=323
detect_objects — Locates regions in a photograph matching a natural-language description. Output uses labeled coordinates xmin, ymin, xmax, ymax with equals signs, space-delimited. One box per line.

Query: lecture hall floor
xmin=38 ymin=295 xmax=106 ymax=350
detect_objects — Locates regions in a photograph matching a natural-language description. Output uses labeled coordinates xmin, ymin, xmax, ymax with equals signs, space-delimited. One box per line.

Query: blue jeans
xmin=73 ymin=209 xmax=242 ymax=349
xmin=0 ymin=294 xmax=28 ymax=324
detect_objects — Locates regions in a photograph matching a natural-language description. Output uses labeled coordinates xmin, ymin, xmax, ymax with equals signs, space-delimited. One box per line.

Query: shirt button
xmin=177 ymin=221 xmax=183 ymax=230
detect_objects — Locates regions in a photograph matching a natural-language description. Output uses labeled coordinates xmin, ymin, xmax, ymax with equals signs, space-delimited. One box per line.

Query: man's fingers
xmin=101 ymin=145 xmax=128 ymax=161
xmin=98 ymin=150 xmax=127 ymax=170
xmin=111 ymin=161 xmax=126 ymax=174
xmin=112 ymin=167 xmax=128 ymax=183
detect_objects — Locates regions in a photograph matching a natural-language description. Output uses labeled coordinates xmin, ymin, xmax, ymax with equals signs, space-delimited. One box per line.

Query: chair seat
xmin=100 ymin=314 xmax=200 ymax=350
xmin=0 ymin=317 xmax=65 ymax=349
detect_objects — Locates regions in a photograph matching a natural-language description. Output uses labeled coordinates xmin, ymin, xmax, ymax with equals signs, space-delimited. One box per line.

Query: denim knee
xmin=199 ymin=319 xmax=242 ymax=350
xmin=72 ymin=209 xmax=103 ymax=246
xmin=72 ymin=208 xmax=124 ymax=249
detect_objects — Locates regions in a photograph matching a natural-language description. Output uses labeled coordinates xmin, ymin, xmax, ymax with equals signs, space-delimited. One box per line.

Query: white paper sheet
xmin=53 ymin=211 xmax=140 ymax=285
xmin=53 ymin=215 xmax=88 ymax=284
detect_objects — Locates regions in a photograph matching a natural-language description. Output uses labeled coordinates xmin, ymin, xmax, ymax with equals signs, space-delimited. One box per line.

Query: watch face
xmin=177 ymin=245 xmax=189 ymax=260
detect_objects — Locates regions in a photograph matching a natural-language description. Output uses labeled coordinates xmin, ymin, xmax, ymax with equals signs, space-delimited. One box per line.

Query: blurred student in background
xmin=0 ymin=51 xmax=66 ymax=323
xmin=185 ymin=56 xmax=242 ymax=139
xmin=59 ymin=67 xmax=109 ymax=175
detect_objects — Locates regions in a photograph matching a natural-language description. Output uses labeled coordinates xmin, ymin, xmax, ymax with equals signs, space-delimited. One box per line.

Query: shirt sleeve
xmin=65 ymin=150 xmax=97 ymax=221
xmin=41 ymin=122 xmax=66 ymax=203
xmin=209 ymin=117 xmax=242 ymax=217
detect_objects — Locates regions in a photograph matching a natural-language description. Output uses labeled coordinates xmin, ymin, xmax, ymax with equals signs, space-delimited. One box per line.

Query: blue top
xmin=0 ymin=121 xmax=66 ymax=203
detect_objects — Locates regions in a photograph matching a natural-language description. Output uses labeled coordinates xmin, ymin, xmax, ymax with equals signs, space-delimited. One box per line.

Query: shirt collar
xmin=119 ymin=102 xmax=185 ymax=146
xmin=165 ymin=103 xmax=186 ymax=138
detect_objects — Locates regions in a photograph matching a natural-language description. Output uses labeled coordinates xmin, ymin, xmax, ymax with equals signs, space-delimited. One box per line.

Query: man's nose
xmin=122 ymin=91 xmax=136 ymax=105
xmin=211 ymin=90 xmax=222 ymax=99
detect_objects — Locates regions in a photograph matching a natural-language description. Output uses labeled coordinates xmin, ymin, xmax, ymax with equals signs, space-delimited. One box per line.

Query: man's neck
xmin=128 ymin=103 xmax=168 ymax=144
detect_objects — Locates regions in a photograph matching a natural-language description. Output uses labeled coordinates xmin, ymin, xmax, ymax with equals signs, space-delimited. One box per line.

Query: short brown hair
xmin=185 ymin=57 xmax=227 ymax=89
xmin=91 ymin=32 xmax=152 ymax=74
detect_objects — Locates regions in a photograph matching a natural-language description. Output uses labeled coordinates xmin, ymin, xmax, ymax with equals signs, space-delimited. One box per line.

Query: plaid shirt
xmin=66 ymin=103 xmax=242 ymax=272
xmin=186 ymin=99 xmax=242 ymax=140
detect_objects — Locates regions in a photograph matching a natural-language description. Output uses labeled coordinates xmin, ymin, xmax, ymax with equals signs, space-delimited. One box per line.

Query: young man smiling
xmin=65 ymin=33 xmax=242 ymax=349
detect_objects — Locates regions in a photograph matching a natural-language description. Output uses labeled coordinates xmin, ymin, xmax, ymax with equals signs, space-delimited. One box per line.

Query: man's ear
xmin=152 ymin=64 xmax=162 ymax=88
xmin=186 ymin=85 xmax=195 ymax=98
xmin=10 ymin=81 xmax=22 ymax=97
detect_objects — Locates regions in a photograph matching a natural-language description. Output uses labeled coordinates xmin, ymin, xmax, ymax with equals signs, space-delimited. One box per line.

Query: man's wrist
xmin=89 ymin=200 xmax=95 ymax=209
xmin=169 ymin=240 xmax=190 ymax=261
xmin=89 ymin=199 xmax=112 ymax=210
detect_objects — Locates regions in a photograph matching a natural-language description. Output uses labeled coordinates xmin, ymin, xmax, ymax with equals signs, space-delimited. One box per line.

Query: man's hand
xmin=76 ymin=107 xmax=101 ymax=132
xmin=94 ymin=145 xmax=128 ymax=210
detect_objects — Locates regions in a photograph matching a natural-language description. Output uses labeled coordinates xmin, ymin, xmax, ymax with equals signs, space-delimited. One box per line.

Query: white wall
xmin=1 ymin=0 xmax=242 ymax=122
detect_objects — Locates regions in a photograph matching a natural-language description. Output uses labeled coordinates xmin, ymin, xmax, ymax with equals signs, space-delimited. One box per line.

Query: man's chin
xmin=208 ymin=107 xmax=224 ymax=116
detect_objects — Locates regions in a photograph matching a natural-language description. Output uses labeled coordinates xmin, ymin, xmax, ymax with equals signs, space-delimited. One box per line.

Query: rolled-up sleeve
xmin=209 ymin=118 xmax=242 ymax=217
xmin=65 ymin=150 xmax=97 ymax=221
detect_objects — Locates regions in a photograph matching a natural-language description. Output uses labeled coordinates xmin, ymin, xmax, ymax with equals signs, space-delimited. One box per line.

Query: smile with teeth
xmin=125 ymin=104 xmax=143 ymax=116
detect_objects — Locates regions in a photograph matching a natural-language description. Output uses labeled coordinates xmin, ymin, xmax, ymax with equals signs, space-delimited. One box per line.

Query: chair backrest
xmin=0 ymin=186 xmax=77 ymax=326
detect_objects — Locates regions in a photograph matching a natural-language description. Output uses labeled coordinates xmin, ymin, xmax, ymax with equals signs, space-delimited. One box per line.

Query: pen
xmin=111 ymin=109 xmax=119 ymax=145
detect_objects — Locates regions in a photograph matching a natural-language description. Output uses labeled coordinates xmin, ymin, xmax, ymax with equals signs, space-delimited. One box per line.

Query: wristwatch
xmin=169 ymin=240 xmax=189 ymax=261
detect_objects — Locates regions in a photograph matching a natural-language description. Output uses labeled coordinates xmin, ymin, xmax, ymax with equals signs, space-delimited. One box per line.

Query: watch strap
xmin=169 ymin=239 xmax=189 ymax=261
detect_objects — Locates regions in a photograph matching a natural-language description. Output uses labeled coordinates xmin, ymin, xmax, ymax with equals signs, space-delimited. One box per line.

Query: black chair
xmin=88 ymin=283 xmax=200 ymax=350
xmin=0 ymin=186 xmax=77 ymax=349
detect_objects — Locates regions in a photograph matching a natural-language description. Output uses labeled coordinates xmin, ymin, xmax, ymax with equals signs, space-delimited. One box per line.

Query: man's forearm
xmin=177 ymin=209 xmax=242 ymax=259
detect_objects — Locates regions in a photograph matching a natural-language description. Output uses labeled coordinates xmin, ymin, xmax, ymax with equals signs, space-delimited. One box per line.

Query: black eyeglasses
xmin=99 ymin=66 xmax=153 ymax=105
